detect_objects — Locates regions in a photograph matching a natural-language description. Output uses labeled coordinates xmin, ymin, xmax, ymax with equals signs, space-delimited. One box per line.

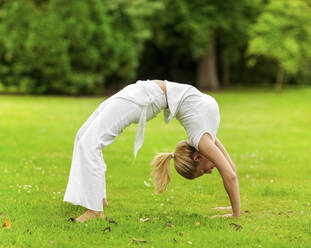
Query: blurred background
xmin=0 ymin=0 xmax=310 ymax=95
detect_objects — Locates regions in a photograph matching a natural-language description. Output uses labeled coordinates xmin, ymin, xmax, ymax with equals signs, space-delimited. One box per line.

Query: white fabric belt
xmin=77 ymin=80 xmax=165 ymax=159
xmin=108 ymin=80 xmax=163 ymax=159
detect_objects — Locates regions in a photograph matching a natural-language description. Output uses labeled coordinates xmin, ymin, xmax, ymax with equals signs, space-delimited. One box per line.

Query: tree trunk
xmin=275 ymin=64 xmax=284 ymax=93
xmin=222 ymin=58 xmax=230 ymax=87
xmin=197 ymin=33 xmax=219 ymax=91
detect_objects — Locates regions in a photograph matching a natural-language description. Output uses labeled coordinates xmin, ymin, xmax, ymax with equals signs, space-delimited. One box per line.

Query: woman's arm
xmin=198 ymin=133 xmax=240 ymax=217
xmin=215 ymin=138 xmax=237 ymax=172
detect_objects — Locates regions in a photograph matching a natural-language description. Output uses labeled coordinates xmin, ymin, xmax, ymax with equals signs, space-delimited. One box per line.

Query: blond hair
xmin=151 ymin=141 xmax=197 ymax=194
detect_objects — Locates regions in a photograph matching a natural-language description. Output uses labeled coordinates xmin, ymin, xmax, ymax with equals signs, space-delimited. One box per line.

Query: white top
xmin=163 ymin=80 xmax=220 ymax=150
xmin=163 ymin=80 xmax=195 ymax=123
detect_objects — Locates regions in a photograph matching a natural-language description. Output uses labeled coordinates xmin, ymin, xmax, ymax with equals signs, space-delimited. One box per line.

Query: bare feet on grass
xmin=103 ymin=198 xmax=108 ymax=207
xmin=76 ymin=210 xmax=104 ymax=223
xmin=76 ymin=198 xmax=108 ymax=223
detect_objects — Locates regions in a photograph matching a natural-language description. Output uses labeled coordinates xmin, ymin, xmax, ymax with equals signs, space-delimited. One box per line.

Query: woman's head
xmin=151 ymin=140 xmax=215 ymax=194
xmin=173 ymin=140 xmax=197 ymax=179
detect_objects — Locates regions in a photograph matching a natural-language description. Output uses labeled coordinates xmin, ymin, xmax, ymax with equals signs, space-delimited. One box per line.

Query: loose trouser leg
xmin=64 ymin=99 xmax=140 ymax=211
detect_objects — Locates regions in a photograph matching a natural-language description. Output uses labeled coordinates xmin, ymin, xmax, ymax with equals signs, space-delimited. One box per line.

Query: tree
xmin=148 ymin=0 xmax=260 ymax=90
xmin=217 ymin=0 xmax=264 ymax=86
xmin=248 ymin=0 xmax=311 ymax=92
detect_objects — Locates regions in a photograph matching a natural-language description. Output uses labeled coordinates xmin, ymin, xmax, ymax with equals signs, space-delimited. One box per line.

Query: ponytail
xmin=151 ymin=153 xmax=174 ymax=194
xmin=151 ymin=141 xmax=198 ymax=194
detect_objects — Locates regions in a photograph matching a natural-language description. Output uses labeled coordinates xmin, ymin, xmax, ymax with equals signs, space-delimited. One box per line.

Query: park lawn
xmin=0 ymin=87 xmax=311 ymax=248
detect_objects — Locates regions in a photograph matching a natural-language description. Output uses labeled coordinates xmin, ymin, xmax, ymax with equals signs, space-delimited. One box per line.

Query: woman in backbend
xmin=63 ymin=79 xmax=240 ymax=222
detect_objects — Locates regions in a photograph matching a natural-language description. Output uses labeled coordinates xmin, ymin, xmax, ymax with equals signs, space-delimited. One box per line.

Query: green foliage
xmin=0 ymin=1 xmax=34 ymax=88
xmin=139 ymin=0 xmax=268 ymax=86
xmin=151 ymin=0 xmax=261 ymax=60
xmin=102 ymin=0 xmax=163 ymax=80
xmin=248 ymin=0 xmax=311 ymax=75
xmin=0 ymin=0 xmax=310 ymax=94
xmin=218 ymin=0 xmax=264 ymax=63
xmin=151 ymin=0 xmax=217 ymax=59
xmin=0 ymin=0 xmax=161 ymax=94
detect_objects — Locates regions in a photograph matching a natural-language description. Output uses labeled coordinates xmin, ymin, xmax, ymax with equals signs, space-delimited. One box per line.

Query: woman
xmin=63 ymin=79 xmax=240 ymax=222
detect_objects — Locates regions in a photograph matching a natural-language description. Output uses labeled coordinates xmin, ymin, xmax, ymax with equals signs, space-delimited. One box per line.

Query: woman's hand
xmin=210 ymin=213 xmax=233 ymax=218
xmin=210 ymin=206 xmax=240 ymax=218
xmin=211 ymin=206 xmax=232 ymax=210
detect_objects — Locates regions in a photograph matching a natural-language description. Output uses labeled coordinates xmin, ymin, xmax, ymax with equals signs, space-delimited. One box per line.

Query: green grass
xmin=1 ymin=87 xmax=311 ymax=247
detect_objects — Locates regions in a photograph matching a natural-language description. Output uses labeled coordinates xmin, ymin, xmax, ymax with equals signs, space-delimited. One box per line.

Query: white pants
xmin=64 ymin=81 xmax=166 ymax=211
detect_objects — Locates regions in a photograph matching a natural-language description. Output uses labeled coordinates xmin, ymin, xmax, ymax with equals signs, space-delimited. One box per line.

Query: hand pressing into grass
xmin=211 ymin=206 xmax=232 ymax=210
xmin=210 ymin=206 xmax=240 ymax=218
xmin=210 ymin=213 xmax=234 ymax=218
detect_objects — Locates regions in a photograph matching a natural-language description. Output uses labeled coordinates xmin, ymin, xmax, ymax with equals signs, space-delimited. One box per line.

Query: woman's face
xmin=192 ymin=152 xmax=215 ymax=178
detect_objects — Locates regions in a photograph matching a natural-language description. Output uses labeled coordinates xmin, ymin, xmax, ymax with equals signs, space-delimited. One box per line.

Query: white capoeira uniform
xmin=64 ymin=79 xmax=220 ymax=211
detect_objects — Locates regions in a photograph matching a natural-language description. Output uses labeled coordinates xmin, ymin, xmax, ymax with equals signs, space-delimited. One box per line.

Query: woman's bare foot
xmin=103 ymin=198 xmax=108 ymax=208
xmin=75 ymin=199 xmax=108 ymax=223
xmin=76 ymin=209 xmax=105 ymax=223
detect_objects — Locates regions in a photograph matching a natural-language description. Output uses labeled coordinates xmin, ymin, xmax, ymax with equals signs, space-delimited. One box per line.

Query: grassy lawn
xmin=0 ymin=87 xmax=311 ymax=247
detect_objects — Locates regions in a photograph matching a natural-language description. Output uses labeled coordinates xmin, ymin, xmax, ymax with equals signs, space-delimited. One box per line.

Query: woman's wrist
xmin=232 ymin=211 xmax=240 ymax=217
